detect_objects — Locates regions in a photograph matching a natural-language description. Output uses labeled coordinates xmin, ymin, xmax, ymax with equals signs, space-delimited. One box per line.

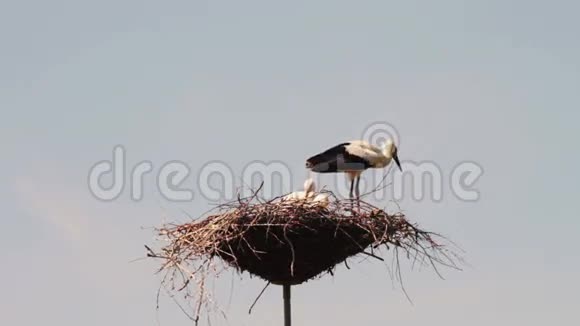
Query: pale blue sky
xmin=1 ymin=1 xmax=579 ymax=325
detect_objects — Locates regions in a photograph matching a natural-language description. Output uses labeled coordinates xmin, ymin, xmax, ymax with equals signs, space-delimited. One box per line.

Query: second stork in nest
xmin=283 ymin=178 xmax=330 ymax=207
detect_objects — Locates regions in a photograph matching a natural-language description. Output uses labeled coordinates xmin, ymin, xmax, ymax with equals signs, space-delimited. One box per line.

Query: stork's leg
xmin=349 ymin=179 xmax=354 ymax=199
xmin=354 ymin=176 xmax=362 ymax=211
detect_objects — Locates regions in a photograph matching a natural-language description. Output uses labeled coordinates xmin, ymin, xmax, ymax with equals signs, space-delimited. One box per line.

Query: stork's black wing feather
xmin=305 ymin=142 xmax=370 ymax=172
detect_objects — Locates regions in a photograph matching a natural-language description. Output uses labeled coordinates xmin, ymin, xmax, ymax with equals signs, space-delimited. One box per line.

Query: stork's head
xmin=382 ymin=139 xmax=402 ymax=171
xmin=303 ymin=178 xmax=316 ymax=194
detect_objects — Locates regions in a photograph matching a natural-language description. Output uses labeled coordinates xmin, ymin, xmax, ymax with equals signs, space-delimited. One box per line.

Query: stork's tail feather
xmin=306 ymin=143 xmax=348 ymax=171
xmin=306 ymin=142 xmax=370 ymax=173
xmin=306 ymin=154 xmax=343 ymax=173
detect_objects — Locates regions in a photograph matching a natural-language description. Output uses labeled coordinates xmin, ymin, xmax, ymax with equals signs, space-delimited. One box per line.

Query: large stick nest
xmin=147 ymin=190 xmax=461 ymax=293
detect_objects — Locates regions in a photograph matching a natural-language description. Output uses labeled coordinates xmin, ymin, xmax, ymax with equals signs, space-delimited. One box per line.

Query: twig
xmin=361 ymin=251 xmax=385 ymax=261
xmin=248 ymin=282 xmax=271 ymax=314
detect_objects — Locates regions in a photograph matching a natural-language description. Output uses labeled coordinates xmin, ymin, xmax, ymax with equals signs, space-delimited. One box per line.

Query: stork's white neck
xmin=374 ymin=156 xmax=391 ymax=168
xmin=374 ymin=143 xmax=394 ymax=168
xmin=303 ymin=178 xmax=315 ymax=194
xmin=382 ymin=142 xmax=394 ymax=159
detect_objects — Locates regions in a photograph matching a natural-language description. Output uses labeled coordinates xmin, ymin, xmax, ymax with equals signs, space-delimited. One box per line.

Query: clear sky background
xmin=1 ymin=1 xmax=579 ymax=325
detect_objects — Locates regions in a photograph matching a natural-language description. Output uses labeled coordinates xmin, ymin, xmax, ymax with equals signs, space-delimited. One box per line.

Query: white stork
xmin=283 ymin=178 xmax=330 ymax=207
xmin=305 ymin=138 xmax=402 ymax=199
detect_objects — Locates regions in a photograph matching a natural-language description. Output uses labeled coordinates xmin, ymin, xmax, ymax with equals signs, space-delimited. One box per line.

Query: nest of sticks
xmin=147 ymin=186 xmax=461 ymax=317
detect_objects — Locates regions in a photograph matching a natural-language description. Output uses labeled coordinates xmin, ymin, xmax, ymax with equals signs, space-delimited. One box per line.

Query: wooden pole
xmin=283 ymin=284 xmax=291 ymax=326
